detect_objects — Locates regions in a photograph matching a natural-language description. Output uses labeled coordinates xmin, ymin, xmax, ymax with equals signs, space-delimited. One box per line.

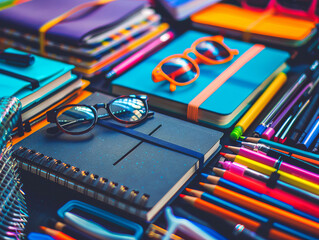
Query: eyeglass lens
xmin=246 ymin=0 xmax=270 ymax=8
xmin=277 ymin=0 xmax=313 ymax=10
xmin=109 ymin=97 xmax=147 ymax=122
xmin=57 ymin=106 xmax=95 ymax=133
xmin=195 ymin=41 xmax=230 ymax=61
xmin=161 ymin=58 xmax=197 ymax=83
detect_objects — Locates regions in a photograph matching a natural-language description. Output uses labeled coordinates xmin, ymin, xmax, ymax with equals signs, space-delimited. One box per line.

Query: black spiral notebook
xmin=12 ymin=92 xmax=222 ymax=221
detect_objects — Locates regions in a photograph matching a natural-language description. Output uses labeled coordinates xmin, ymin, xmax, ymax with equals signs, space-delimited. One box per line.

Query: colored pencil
xmin=180 ymin=194 xmax=299 ymax=240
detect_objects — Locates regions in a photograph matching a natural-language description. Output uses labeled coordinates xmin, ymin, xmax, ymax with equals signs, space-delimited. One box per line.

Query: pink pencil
xmin=226 ymin=146 xmax=319 ymax=184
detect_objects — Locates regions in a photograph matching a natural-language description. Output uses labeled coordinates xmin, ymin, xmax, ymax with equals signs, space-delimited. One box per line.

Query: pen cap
xmin=0 ymin=52 xmax=35 ymax=67
xmin=230 ymin=126 xmax=243 ymax=141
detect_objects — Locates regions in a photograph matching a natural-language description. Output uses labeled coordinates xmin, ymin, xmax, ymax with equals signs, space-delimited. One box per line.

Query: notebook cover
xmin=0 ymin=0 xmax=147 ymax=45
xmin=0 ymin=48 xmax=74 ymax=98
xmin=111 ymin=31 xmax=290 ymax=127
xmin=191 ymin=3 xmax=316 ymax=44
xmin=13 ymin=92 xmax=223 ymax=220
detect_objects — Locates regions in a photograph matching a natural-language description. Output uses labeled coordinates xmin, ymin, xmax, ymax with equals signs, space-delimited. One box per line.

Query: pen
xmin=0 ymin=50 xmax=35 ymax=67
xmin=278 ymin=99 xmax=310 ymax=143
xmin=253 ymin=60 xmax=319 ymax=137
xmin=187 ymin=188 xmax=317 ymax=240
xmin=220 ymin=153 xmax=319 ymax=194
xmin=196 ymin=185 xmax=319 ymax=237
xmin=230 ymin=72 xmax=287 ymax=141
xmin=297 ymin=107 xmax=319 ymax=144
xmin=180 ymin=194 xmax=299 ymax=240
xmin=262 ymin=82 xmax=312 ymax=139
xmin=299 ymin=115 xmax=319 ymax=150
xmin=288 ymin=90 xmax=319 ymax=145
xmin=239 ymin=142 xmax=319 ymax=172
xmin=106 ymin=31 xmax=174 ymax=80
xmin=224 ymin=146 xmax=319 ymax=183
xmin=241 ymin=136 xmax=319 ymax=161
xmin=205 ymin=170 xmax=319 ymax=219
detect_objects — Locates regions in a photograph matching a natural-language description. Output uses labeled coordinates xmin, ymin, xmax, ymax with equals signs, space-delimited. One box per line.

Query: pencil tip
xmin=179 ymin=194 xmax=186 ymax=198
xmin=199 ymin=182 xmax=205 ymax=186
xmin=224 ymin=145 xmax=229 ymax=148
xmin=201 ymin=173 xmax=209 ymax=179
xmin=240 ymin=136 xmax=246 ymax=140
xmin=220 ymin=152 xmax=226 ymax=157
xmin=185 ymin=188 xmax=191 ymax=192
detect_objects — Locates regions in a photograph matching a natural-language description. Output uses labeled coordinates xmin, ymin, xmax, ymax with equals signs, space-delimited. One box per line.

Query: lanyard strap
xmin=39 ymin=0 xmax=114 ymax=55
xmin=97 ymin=120 xmax=205 ymax=169
xmin=187 ymin=44 xmax=265 ymax=122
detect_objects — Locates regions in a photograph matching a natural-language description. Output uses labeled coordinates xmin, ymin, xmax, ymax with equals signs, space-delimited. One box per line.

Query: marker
xmin=220 ymin=153 xmax=319 ymax=194
xmin=239 ymin=142 xmax=319 ymax=171
xmin=0 ymin=50 xmax=35 ymax=67
xmin=106 ymin=31 xmax=174 ymax=80
xmin=180 ymin=194 xmax=299 ymax=240
xmin=197 ymin=185 xmax=319 ymax=236
xmin=224 ymin=146 xmax=319 ymax=183
xmin=204 ymin=171 xmax=319 ymax=219
xmin=241 ymin=136 xmax=319 ymax=161
xmin=253 ymin=60 xmax=319 ymax=137
xmin=187 ymin=188 xmax=317 ymax=240
xmin=40 ymin=226 xmax=76 ymax=240
xmin=216 ymin=161 xmax=319 ymax=203
xmin=230 ymin=72 xmax=287 ymax=140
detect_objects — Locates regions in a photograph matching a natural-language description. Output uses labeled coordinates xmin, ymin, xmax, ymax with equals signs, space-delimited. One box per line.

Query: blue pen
xmin=187 ymin=188 xmax=318 ymax=240
xmin=300 ymin=116 xmax=319 ymax=149
xmin=201 ymin=173 xmax=319 ymax=222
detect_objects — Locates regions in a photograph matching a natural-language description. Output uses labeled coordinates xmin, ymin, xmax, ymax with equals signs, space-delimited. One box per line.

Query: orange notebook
xmin=191 ymin=3 xmax=317 ymax=47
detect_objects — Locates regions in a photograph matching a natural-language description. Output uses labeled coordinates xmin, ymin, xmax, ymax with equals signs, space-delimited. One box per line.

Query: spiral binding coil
xmin=0 ymin=97 xmax=27 ymax=240
xmin=13 ymin=146 xmax=151 ymax=218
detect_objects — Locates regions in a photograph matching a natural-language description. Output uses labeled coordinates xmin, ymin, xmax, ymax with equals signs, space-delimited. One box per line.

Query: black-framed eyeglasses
xmin=46 ymin=95 xmax=154 ymax=135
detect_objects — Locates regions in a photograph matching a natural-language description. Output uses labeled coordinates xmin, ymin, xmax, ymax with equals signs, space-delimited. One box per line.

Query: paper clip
xmin=57 ymin=200 xmax=143 ymax=240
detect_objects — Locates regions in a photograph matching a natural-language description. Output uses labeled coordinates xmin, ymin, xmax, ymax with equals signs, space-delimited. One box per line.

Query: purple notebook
xmin=0 ymin=0 xmax=147 ymax=45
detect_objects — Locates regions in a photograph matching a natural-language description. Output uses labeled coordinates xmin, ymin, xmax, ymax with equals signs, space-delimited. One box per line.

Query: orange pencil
xmin=199 ymin=183 xmax=319 ymax=236
xmin=40 ymin=226 xmax=76 ymax=240
xmin=180 ymin=194 xmax=298 ymax=240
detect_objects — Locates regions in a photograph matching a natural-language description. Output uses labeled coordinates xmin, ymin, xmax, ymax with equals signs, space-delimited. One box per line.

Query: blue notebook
xmin=13 ymin=92 xmax=223 ymax=221
xmin=0 ymin=48 xmax=75 ymax=109
xmin=111 ymin=31 xmax=290 ymax=128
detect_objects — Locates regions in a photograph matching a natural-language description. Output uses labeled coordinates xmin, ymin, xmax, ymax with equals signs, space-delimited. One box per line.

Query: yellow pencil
xmin=223 ymin=153 xmax=319 ymax=195
xmin=230 ymin=72 xmax=287 ymax=140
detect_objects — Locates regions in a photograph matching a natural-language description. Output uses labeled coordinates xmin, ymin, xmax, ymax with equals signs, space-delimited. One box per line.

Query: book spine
xmin=12 ymin=146 xmax=148 ymax=218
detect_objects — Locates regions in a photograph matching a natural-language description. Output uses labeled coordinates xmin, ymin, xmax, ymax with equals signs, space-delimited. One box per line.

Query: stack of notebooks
xmin=12 ymin=92 xmax=223 ymax=221
xmin=0 ymin=0 xmax=168 ymax=78
xmin=111 ymin=30 xmax=290 ymax=128
xmin=191 ymin=3 xmax=318 ymax=48
xmin=0 ymin=48 xmax=88 ymax=130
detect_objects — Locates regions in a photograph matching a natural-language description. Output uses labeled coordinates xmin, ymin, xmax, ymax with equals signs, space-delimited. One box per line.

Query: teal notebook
xmin=111 ymin=31 xmax=290 ymax=128
xmin=0 ymin=48 xmax=75 ymax=109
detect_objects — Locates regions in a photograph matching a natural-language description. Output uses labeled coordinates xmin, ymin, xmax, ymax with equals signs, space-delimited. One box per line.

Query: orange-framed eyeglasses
xmin=152 ymin=36 xmax=239 ymax=92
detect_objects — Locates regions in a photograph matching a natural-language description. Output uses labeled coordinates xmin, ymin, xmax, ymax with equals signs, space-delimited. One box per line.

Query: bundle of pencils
xmin=180 ymin=142 xmax=319 ymax=240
